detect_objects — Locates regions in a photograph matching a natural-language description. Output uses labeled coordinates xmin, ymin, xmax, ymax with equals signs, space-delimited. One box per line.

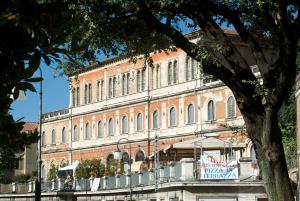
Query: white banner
xmin=200 ymin=151 xmax=238 ymax=180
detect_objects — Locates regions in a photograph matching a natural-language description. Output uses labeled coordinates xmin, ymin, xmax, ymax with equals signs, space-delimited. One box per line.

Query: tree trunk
xmin=246 ymin=110 xmax=294 ymax=201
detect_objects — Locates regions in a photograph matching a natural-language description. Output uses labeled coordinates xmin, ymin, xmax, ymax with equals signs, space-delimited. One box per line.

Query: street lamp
xmin=35 ymin=67 xmax=43 ymax=201
xmin=114 ymin=138 xmax=132 ymax=201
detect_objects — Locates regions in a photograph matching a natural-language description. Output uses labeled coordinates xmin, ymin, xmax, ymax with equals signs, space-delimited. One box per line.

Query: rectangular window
xmin=96 ymin=81 xmax=100 ymax=101
xmin=76 ymin=87 xmax=80 ymax=106
xmin=100 ymin=80 xmax=104 ymax=100
xmin=127 ymin=74 xmax=130 ymax=94
xmin=72 ymin=89 xmax=76 ymax=107
xmin=168 ymin=63 xmax=172 ymax=85
xmin=84 ymin=85 xmax=88 ymax=104
xmin=151 ymin=67 xmax=154 ymax=89
xmin=88 ymin=83 xmax=92 ymax=103
xmin=142 ymin=68 xmax=146 ymax=91
xmin=156 ymin=65 xmax=160 ymax=88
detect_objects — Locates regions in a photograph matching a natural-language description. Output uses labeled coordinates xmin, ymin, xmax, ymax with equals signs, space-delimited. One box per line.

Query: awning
xmin=168 ymin=136 xmax=246 ymax=151
xmin=58 ymin=161 xmax=79 ymax=171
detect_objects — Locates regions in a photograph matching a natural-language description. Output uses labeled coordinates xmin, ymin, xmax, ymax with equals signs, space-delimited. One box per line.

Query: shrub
xmin=75 ymin=159 xmax=105 ymax=179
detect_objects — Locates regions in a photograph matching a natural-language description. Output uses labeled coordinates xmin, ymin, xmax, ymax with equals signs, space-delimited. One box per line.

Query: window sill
xmin=205 ymin=120 xmax=216 ymax=124
xmin=168 ymin=125 xmax=177 ymax=128
xmin=152 ymin=128 xmax=160 ymax=130
xmin=225 ymin=116 xmax=237 ymax=120
xmin=186 ymin=122 xmax=196 ymax=125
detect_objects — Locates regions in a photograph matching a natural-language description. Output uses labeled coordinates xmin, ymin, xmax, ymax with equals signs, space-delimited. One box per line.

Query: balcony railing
xmin=0 ymin=159 xmax=259 ymax=194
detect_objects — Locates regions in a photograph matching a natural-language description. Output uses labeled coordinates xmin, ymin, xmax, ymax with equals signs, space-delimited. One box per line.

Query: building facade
xmin=41 ymin=33 xmax=256 ymax=179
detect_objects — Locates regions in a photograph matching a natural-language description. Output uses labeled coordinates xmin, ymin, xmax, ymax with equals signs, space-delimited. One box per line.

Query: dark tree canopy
xmin=1 ymin=1 xmax=300 ymax=201
xmin=67 ymin=1 xmax=300 ymax=201
xmin=0 ymin=0 xmax=82 ymax=175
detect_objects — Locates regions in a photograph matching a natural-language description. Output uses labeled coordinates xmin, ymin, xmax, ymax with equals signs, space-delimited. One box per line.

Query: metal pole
xmin=116 ymin=137 xmax=132 ymax=201
xmin=35 ymin=67 xmax=43 ymax=201
xmin=129 ymin=142 xmax=132 ymax=201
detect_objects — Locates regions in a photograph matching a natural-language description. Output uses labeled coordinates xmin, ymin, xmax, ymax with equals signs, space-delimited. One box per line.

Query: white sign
xmin=91 ymin=178 xmax=100 ymax=191
xmin=199 ymin=199 xmax=237 ymax=201
xmin=200 ymin=151 xmax=238 ymax=180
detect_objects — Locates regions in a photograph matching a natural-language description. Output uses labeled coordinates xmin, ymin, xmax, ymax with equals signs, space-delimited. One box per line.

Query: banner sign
xmin=200 ymin=151 xmax=238 ymax=180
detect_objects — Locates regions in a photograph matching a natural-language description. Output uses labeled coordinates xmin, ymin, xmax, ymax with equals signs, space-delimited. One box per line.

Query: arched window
xmin=168 ymin=62 xmax=172 ymax=85
xmin=60 ymin=159 xmax=67 ymax=168
xmin=100 ymin=80 xmax=104 ymax=100
xmin=169 ymin=107 xmax=176 ymax=127
xmin=72 ymin=88 xmax=76 ymax=107
xmin=126 ymin=73 xmax=130 ymax=94
xmin=108 ymin=118 xmax=114 ymax=136
xmin=61 ymin=127 xmax=66 ymax=143
xmin=137 ymin=113 xmax=143 ymax=131
xmin=151 ymin=66 xmax=154 ymax=89
xmin=98 ymin=121 xmax=103 ymax=138
xmin=113 ymin=77 xmax=116 ymax=97
xmin=122 ymin=116 xmax=128 ymax=134
xmin=84 ymin=84 xmax=88 ymax=104
xmin=188 ymin=104 xmax=195 ymax=124
xmin=76 ymin=87 xmax=80 ymax=106
xmin=85 ymin=123 xmax=91 ymax=139
xmin=135 ymin=150 xmax=145 ymax=161
xmin=191 ymin=59 xmax=195 ymax=79
xmin=208 ymin=100 xmax=215 ymax=121
xmin=41 ymin=131 xmax=45 ymax=146
xmin=51 ymin=129 xmax=56 ymax=145
xmin=106 ymin=154 xmax=117 ymax=175
xmin=122 ymin=152 xmax=130 ymax=164
xmin=156 ymin=64 xmax=160 ymax=88
xmin=109 ymin=78 xmax=113 ymax=98
xmin=73 ymin=125 xmax=78 ymax=141
xmin=137 ymin=70 xmax=141 ymax=92
xmin=186 ymin=57 xmax=191 ymax=81
xmin=173 ymin=60 xmax=178 ymax=84
xmin=153 ymin=110 xmax=159 ymax=129
xmin=227 ymin=96 xmax=235 ymax=118
xmin=122 ymin=74 xmax=126 ymax=95
xmin=88 ymin=83 xmax=92 ymax=103
xmin=142 ymin=68 xmax=146 ymax=91
xmin=96 ymin=81 xmax=100 ymax=101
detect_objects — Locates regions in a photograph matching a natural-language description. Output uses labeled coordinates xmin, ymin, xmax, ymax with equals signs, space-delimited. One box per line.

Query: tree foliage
xmin=75 ymin=159 xmax=105 ymax=179
xmin=47 ymin=163 xmax=58 ymax=181
xmin=0 ymin=0 xmax=83 ymax=172
xmin=1 ymin=0 xmax=300 ymax=200
xmin=63 ymin=1 xmax=300 ymax=200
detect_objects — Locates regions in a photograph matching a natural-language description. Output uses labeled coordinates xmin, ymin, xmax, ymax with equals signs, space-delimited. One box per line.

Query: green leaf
xmin=17 ymin=82 xmax=36 ymax=92
xmin=24 ymin=52 xmax=41 ymax=79
xmin=42 ymin=54 xmax=51 ymax=66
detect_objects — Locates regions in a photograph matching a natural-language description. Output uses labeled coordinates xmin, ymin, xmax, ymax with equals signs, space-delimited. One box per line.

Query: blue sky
xmin=11 ymin=62 xmax=69 ymax=122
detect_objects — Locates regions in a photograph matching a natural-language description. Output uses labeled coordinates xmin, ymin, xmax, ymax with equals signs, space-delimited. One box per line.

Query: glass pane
xmin=62 ymin=128 xmax=65 ymax=143
xmin=227 ymin=96 xmax=235 ymax=118
xmin=51 ymin=129 xmax=56 ymax=144
xmin=122 ymin=116 xmax=128 ymax=134
xmin=188 ymin=104 xmax=194 ymax=123
xmin=170 ymin=107 xmax=176 ymax=126
xmin=109 ymin=119 xmax=114 ymax=136
xmin=98 ymin=121 xmax=102 ymax=137
xmin=137 ymin=113 xmax=142 ymax=131
xmin=208 ymin=101 xmax=214 ymax=121
xmin=153 ymin=111 xmax=158 ymax=129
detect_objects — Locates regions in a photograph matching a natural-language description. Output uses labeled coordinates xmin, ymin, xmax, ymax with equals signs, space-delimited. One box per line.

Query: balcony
xmin=0 ymin=158 xmax=260 ymax=194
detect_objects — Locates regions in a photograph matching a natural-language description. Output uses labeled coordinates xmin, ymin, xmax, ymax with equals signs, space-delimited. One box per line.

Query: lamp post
xmin=35 ymin=67 xmax=43 ymax=201
xmin=113 ymin=138 xmax=132 ymax=201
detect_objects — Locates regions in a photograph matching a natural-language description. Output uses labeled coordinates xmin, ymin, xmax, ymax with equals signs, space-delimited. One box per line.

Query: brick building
xmin=40 ymin=31 xmax=255 ymax=180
